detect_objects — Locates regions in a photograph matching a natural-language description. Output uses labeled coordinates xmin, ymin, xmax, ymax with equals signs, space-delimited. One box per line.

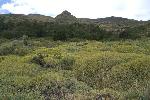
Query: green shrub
xmin=0 ymin=42 xmax=14 ymax=55
xmin=110 ymin=57 xmax=150 ymax=91
xmin=31 ymin=53 xmax=57 ymax=68
xmin=0 ymin=57 xmax=5 ymax=63
xmin=0 ymin=40 xmax=31 ymax=56
xmin=22 ymin=35 xmax=29 ymax=46
xmin=74 ymin=52 xmax=127 ymax=89
xmin=31 ymin=53 xmax=46 ymax=67
xmin=119 ymin=27 xmax=143 ymax=39
xmin=41 ymin=80 xmax=76 ymax=99
xmin=123 ymin=89 xmax=142 ymax=100
xmin=59 ymin=56 xmax=75 ymax=70
xmin=143 ymin=86 xmax=150 ymax=100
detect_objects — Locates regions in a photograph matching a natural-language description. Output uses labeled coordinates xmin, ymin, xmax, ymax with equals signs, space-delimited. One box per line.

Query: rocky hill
xmin=55 ymin=10 xmax=77 ymax=23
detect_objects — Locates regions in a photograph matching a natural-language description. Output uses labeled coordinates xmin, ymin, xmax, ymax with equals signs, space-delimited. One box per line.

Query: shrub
xmin=22 ymin=35 xmax=29 ymax=46
xmin=31 ymin=53 xmax=46 ymax=67
xmin=119 ymin=28 xmax=141 ymax=39
xmin=53 ymin=32 xmax=68 ymax=41
xmin=0 ymin=40 xmax=31 ymax=56
xmin=59 ymin=56 xmax=75 ymax=70
xmin=41 ymin=80 xmax=76 ymax=100
xmin=0 ymin=43 xmax=14 ymax=55
xmin=123 ymin=89 xmax=142 ymax=100
xmin=0 ymin=56 xmax=5 ymax=63
xmin=110 ymin=57 xmax=150 ymax=91
xmin=74 ymin=52 xmax=126 ymax=89
xmin=31 ymin=53 xmax=56 ymax=68
xmin=143 ymin=86 xmax=150 ymax=100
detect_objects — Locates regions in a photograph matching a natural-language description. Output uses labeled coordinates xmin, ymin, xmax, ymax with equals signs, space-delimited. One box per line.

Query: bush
xmin=41 ymin=80 xmax=76 ymax=100
xmin=0 ymin=42 xmax=14 ymax=55
xmin=22 ymin=35 xmax=29 ymax=46
xmin=110 ymin=57 xmax=150 ymax=91
xmin=0 ymin=56 xmax=5 ymax=63
xmin=74 ymin=52 xmax=126 ymax=89
xmin=123 ymin=89 xmax=142 ymax=100
xmin=0 ymin=40 xmax=32 ymax=56
xmin=119 ymin=27 xmax=142 ymax=39
xmin=59 ymin=56 xmax=75 ymax=70
xmin=31 ymin=53 xmax=56 ymax=68
xmin=53 ymin=32 xmax=68 ymax=41
xmin=143 ymin=86 xmax=150 ymax=100
xmin=31 ymin=53 xmax=46 ymax=67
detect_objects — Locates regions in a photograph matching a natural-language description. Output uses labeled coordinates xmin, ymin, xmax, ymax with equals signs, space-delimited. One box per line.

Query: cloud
xmin=0 ymin=0 xmax=150 ymax=20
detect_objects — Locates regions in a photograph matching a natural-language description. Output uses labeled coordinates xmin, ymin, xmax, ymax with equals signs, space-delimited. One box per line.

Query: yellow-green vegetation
xmin=0 ymin=38 xmax=150 ymax=99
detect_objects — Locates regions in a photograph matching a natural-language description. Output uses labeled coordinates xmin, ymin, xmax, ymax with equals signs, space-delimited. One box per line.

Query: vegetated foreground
xmin=0 ymin=37 xmax=150 ymax=100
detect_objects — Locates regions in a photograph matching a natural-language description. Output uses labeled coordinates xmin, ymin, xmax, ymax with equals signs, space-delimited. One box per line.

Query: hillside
xmin=0 ymin=14 xmax=55 ymax=23
xmin=0 ymin=11 xmax=150 ymax=99
xmin=0 ymin=10 xmax=150 ymax=40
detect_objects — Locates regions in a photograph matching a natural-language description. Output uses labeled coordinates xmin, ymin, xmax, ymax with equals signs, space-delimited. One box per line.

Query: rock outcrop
xmin=55 ymin=10 xmax=77 ymax=23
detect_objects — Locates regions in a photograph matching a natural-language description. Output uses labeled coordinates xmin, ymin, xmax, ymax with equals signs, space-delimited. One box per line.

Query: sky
xmin=0 ymin=0 xmax=150 ymax=21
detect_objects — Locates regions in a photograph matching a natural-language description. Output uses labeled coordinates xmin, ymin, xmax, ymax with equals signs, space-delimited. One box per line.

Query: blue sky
xmin=0 ymin=0 xmax=11 ymax=14
xmin=0 ymin=0 xmax=10 ymax=13
xmin=0 ymin=0 xmax=10 ymax=6
xmin=0 ymin=0 xmax=150 ymax=21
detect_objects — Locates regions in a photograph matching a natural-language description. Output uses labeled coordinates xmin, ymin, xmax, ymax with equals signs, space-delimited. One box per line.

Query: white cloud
xmin=1 ymin=0 xmax=150 ymax=20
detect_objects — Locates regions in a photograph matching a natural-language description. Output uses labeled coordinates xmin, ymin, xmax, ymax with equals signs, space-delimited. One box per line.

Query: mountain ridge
xmin=0 ymin=10 xmax=149 ymax=33
xmin=1 ymin=10 xmax=147 ymax=23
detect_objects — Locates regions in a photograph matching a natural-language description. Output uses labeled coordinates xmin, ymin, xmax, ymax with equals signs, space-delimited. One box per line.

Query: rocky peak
xmin=61 ymin=10 xmax=71 ymax=16
xmin=55 ymin=10 xmax=77 ymax=23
